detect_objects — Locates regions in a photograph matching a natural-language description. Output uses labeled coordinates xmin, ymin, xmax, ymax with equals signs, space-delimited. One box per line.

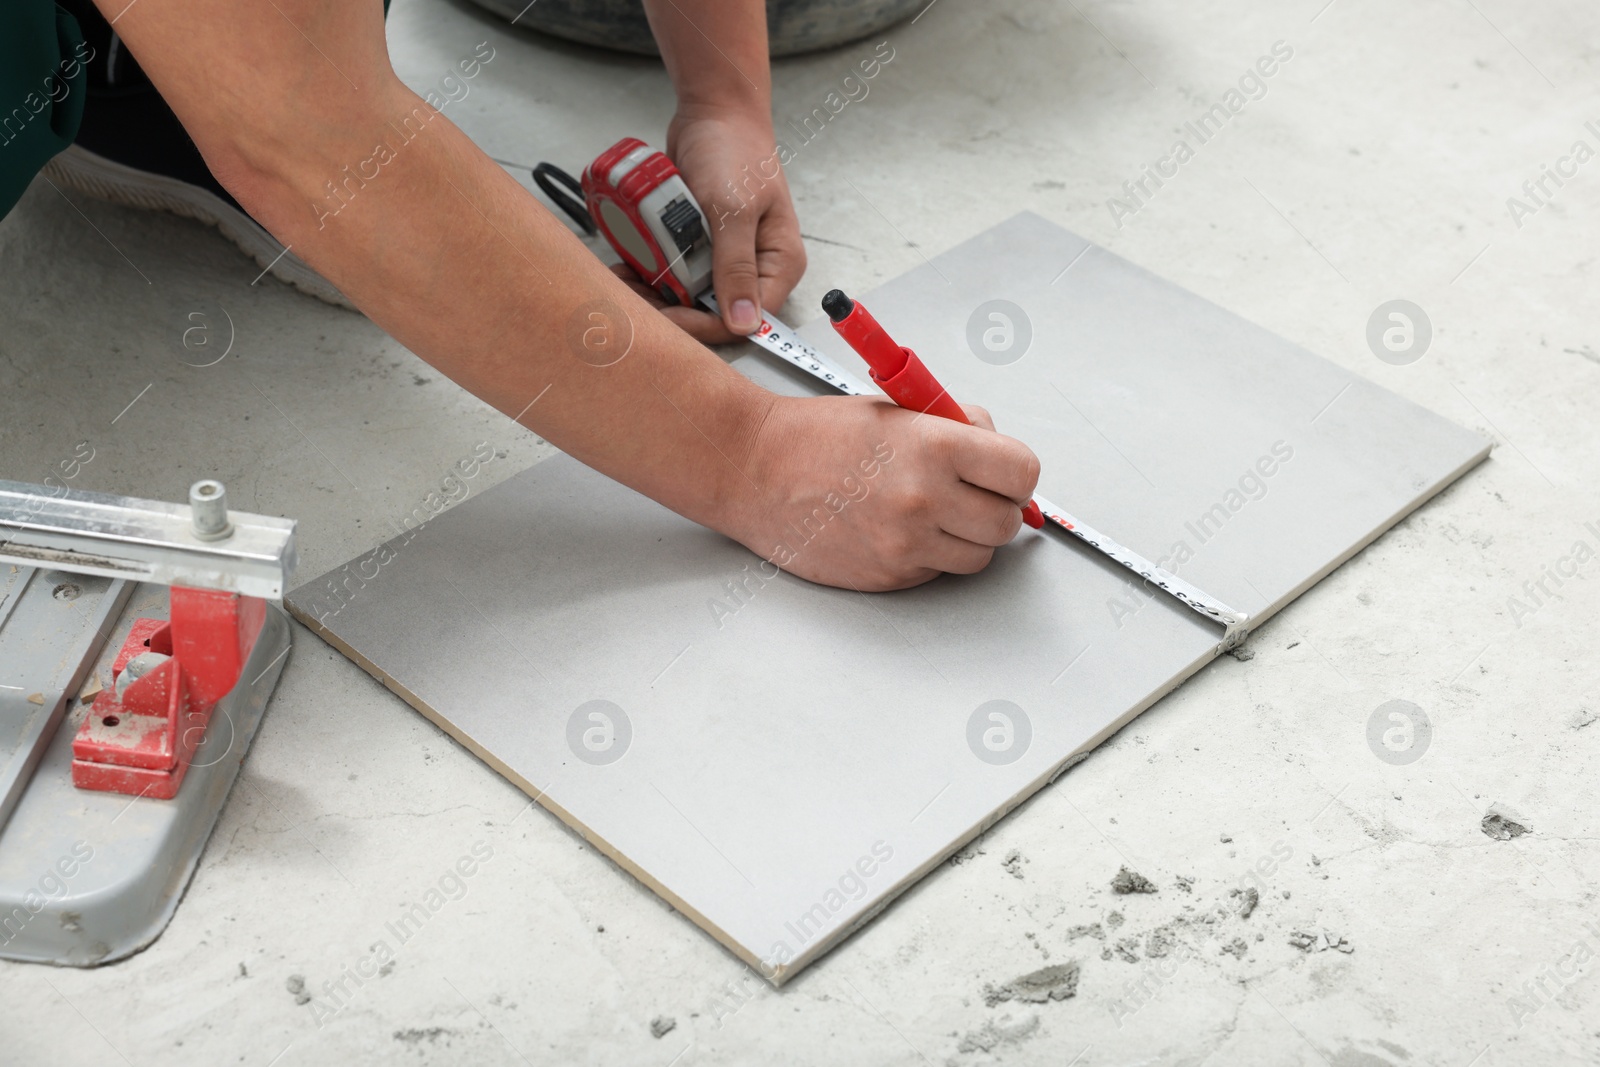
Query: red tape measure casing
xmin=581 ymin=138 xmax=713 ymax=307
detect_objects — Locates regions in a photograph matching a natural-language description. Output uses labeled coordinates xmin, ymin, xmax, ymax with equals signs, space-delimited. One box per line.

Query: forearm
xmin=100 ymin=2 xmax=773 ymax=530
xmin=642 ymin=0 xmax=771 ymax=118
xmin=244 ymin=82 xmax=774 ymax=525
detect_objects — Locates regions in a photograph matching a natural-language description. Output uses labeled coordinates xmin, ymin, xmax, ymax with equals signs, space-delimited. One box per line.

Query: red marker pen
xmin=823 ymin=289 xmax=1044 ymax=530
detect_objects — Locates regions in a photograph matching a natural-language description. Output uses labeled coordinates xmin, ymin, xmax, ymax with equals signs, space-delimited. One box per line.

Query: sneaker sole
xmin=42 ymin=144 xmax=355 ymax=311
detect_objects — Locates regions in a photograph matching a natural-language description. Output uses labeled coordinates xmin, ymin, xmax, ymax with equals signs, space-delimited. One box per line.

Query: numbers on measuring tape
xmin=742 ymin=316 xmax=876 ymax=397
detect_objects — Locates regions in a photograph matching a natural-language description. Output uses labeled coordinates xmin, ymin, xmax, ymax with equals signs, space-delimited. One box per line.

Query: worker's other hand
xmin=723 ymin=396 xmax=1041 ymax=591
xmin=658 ymin=107 xmax=806 ymax=343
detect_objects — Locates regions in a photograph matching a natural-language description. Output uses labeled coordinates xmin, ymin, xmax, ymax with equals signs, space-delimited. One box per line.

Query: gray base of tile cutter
xmin=0 ymin=586 xmax=290 ymax=966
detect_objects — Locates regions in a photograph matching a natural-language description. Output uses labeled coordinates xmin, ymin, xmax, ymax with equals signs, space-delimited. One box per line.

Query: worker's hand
xmin=659 ymin=107 xmax=806 ymax=343
xmin=724 ymin=396 xmax=1041 ymax=591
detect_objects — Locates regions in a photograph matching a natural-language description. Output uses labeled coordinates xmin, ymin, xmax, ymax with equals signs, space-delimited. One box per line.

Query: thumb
xmin=709 ymin=202 xmax=763 ymax=335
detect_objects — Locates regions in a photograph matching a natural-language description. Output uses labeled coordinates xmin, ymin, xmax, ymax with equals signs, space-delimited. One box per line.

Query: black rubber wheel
xmin=461 ymin=0 xmax=928 ymax=58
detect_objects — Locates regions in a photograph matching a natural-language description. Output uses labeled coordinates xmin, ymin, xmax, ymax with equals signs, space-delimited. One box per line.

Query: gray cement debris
xmin=1481 ymin=810 xmax=1530 ymax=841
xmin=394 ymin=1028 xmax=452 ymax=1044
xmin=1024 ymin=931 xmax=1051 ymax=960
xmin=956 ymin=1013 xmax=1041 ymax=1054
xmin=1289 ymin=930 xmax=1354 ymax=953
xmin=650 ymin=1016 xmax=677 ymax=1039
xmin=285 ymin=974 xmax=310 ymax=1006
xmin=1111 ymin=867 xmax=1159 ymax=894
xmin=1238 ymin=887 xmax=1260 ymax=919
xmin=983 ymin=962 xmax=1081 ymax=1006
xmin=1145 ymin=927 xmax=1178 ymax=959
xmin=1002 ymin=850 xmax=1027 ymax=879
xmin=950 ymin=841 xmax=986 ymax=866
xmin=1114 ymin=937 xmax=1141 ymax=962
xmin=1220 ymin=937 xmax=1249 ymax=958
xmin=1065 ymin=922 xmax=1105 ymax=941
xmin=1375 ymin=1039 xmax=1413 ymax=1060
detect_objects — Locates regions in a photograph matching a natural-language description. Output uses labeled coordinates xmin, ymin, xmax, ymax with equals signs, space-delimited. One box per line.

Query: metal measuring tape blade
xmin=700 ymin=293 xmax=879 ymax=397
xmin=1031 ymin=494 xmax=1249 ymax=648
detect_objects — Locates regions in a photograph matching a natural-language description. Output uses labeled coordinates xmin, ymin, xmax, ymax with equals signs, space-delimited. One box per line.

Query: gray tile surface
xmin=286 ymin=214 xmax=1487 ymax=980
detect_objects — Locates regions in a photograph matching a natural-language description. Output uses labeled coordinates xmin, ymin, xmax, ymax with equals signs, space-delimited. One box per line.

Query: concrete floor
xmin=2 ymin=0 xmax=1597 ymax=1063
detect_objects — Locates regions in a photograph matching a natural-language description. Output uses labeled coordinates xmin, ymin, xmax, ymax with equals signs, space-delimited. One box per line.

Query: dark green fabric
xmin=0 ymin=3 xmax=88 ymax=218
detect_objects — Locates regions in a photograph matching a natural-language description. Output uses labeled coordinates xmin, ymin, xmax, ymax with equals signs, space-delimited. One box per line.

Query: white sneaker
xmin=42 ymin=143 xmax=355 ymax=311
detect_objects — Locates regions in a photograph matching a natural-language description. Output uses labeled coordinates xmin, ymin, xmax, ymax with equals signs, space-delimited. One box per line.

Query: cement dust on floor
xmin=1 ymin=0 xmax=1597 ymax=1064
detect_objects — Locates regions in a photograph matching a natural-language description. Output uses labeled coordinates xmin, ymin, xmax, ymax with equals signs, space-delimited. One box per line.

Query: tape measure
xmin=535 ymin=140 xmax=1249 ymax=649
xmin=536 ymin=140 xmax=876 ymax=394
xmin=580 ymin=137 xmax=713 ymax=308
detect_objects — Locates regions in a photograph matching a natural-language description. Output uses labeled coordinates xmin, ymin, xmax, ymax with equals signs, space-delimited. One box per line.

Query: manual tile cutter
xmin=0 ymin=478 xmax=295 ymax=965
